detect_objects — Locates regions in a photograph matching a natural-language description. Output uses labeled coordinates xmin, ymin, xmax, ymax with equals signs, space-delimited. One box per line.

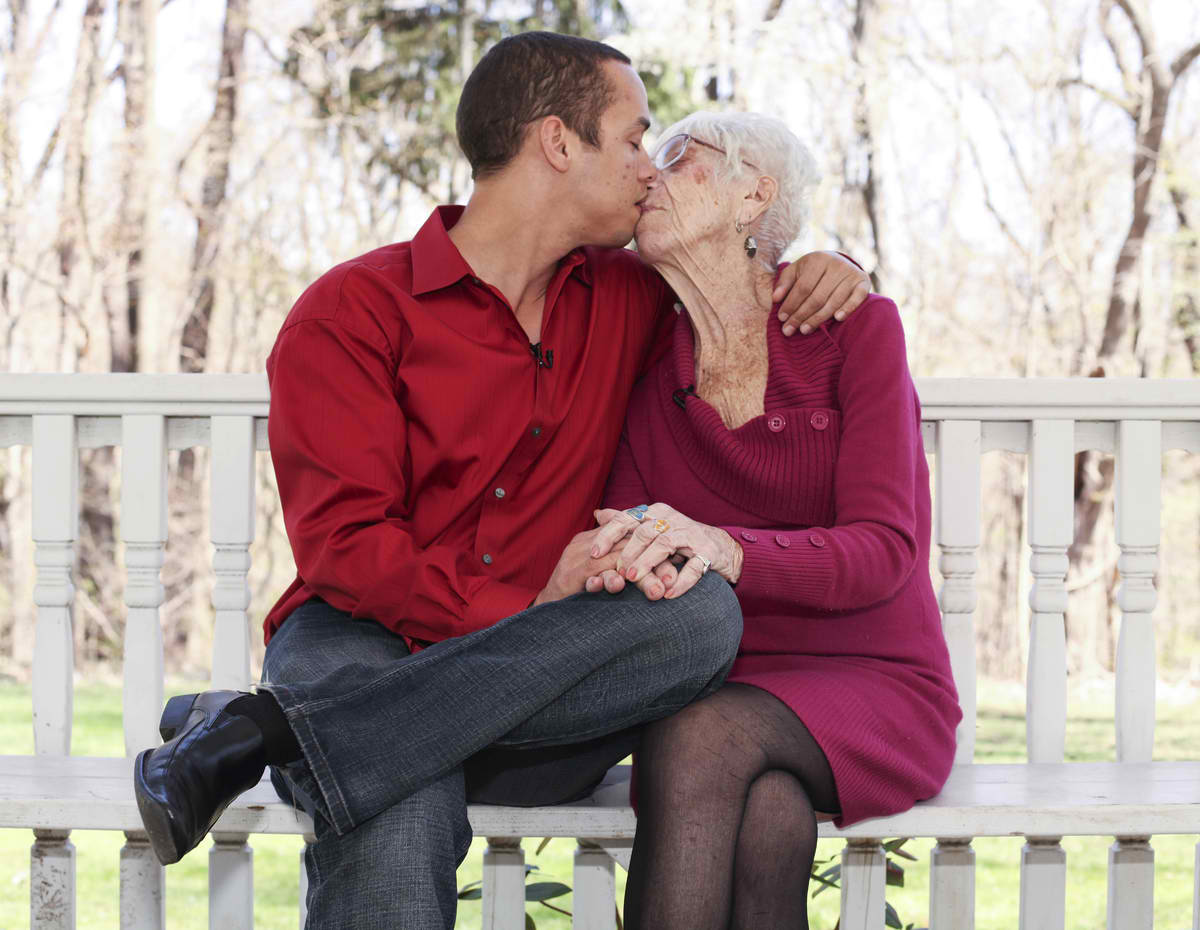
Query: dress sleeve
xmin=720 ymin=297 xmax=922 ymax=612
xmin=267 ymin=311 xmax=539 ymax=643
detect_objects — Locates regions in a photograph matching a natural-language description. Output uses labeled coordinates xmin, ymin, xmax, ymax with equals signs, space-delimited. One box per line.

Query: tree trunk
xmin=172 ymin=0 xmax=247 ymax=673
xmin=109 ymin=0 xmax=157 ymax=373
xmin=1069 ymin=5 xmax=1200 ymax=674
xmin=179 ymin=0 xmax=246 ymax=378
xmin=851 ymin=0 xmax=886 ymax=289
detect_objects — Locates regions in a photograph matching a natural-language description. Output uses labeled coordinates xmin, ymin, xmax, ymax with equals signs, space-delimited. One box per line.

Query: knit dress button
xmin=767 ymin=414 xmax=786 ymax=433
xmin=482 ymin=553 xmax=493 ymax=565
xmin=775 ymin=534 xmax=791 ymax=548
xmin=809 ymin=534 xmax=827 ymax=548
xmin=740 ymin=531 xmax=758 ymax=543
xmin=810 ymin=412 xmax=829 ymax=430
xmin=494 ymin=487 xmax=506 ymax=499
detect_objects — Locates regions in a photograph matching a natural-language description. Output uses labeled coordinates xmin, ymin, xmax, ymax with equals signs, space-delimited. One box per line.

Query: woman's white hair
xmin=655 ymin=111 xmax=820 ymax=267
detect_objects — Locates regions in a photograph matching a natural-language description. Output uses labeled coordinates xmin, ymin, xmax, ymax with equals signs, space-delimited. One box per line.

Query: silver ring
xmin=696 ymin=554 xmax=711 ymax=574
xmin=624 ymin=504 xmax=649 ymax=521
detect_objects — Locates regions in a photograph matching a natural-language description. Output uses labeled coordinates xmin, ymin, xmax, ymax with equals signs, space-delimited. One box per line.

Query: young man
xmin=134 ymin=32 xmax=869 ymax=928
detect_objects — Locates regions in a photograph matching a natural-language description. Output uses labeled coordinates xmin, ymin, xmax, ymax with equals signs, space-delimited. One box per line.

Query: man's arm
xmin=268 ymin=314 xmax=540 ymax=642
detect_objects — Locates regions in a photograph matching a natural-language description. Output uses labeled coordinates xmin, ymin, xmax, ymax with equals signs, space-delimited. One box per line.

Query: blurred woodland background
xmin=0 ymin=0 xmax=1197 ymax=684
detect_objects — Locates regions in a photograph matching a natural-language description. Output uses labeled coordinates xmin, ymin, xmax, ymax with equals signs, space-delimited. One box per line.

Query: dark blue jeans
xmin=261 ymin=572 xmax=742 ymax=929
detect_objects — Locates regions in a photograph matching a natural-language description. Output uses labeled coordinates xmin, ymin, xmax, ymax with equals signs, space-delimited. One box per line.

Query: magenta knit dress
xmin=603 ymin=295 xmax=961 ymax=827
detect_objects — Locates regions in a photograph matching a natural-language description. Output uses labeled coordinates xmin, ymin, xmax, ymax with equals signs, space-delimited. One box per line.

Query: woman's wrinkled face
xmin=635 ymin=136 xmax=739 ymax=265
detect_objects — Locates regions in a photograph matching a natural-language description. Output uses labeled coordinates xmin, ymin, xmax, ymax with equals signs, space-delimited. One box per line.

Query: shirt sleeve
xmin=267 ymin=311 xmax=539 ymax=643
xmin=720 ymin=297 xmax=921 ymax=613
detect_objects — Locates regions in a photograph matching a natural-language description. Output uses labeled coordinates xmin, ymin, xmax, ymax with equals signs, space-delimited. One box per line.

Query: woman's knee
xmin=640 ymin=698 xmax=766 ymax=792
xmin=744 ymin=770 xmax=813 ymax=823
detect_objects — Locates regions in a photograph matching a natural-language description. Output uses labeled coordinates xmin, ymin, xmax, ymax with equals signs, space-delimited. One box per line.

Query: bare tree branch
xmin=1173 ymin=41 xmax=1200 ymax=79
xmin=1057 ymin=76 xmax=1137 ymax=117
xmin=1109 ymin=0 xmax=1170 ymax=88
xmin=1098 ymin=0 xmax=1142 ymax=99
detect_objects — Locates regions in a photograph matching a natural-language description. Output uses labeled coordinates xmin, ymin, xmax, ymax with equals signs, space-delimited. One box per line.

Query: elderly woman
xmin=588 ymin=112 xmax=961 ymax=929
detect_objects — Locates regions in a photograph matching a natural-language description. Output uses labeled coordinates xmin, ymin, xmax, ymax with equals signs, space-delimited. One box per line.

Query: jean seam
xmin=261 ymin=681 xmax=356 ymax=835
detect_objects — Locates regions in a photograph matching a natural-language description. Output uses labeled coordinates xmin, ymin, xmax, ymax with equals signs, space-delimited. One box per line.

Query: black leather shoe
xmin=134 ymin=691 xmax=267 ymax=865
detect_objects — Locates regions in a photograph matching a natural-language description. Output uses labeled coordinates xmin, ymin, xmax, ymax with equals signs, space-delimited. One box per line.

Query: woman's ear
xmin=742 ymin=175 xmax=778 ymax=225
xmin=538 ymin=116 xmax=572 ymax=173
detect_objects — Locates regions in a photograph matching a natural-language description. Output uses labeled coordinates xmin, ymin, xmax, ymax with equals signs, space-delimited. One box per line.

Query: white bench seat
xmin=4 ymin=756 xmax=1199 ymax=841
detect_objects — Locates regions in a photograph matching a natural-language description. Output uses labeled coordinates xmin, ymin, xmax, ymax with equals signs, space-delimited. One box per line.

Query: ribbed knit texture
xmin=604 ymin=295 xmax=961 ymax=826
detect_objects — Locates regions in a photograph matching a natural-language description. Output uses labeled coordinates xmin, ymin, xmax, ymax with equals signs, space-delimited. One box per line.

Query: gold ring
xmin=654 ymin=519 xmax=670 ymax=533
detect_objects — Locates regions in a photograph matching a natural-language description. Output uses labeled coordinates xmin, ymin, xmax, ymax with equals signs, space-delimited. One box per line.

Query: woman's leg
xmin=730 ymin=770 xmax=819 ymax=930
xmin=623 ymin=683 xmax=839 ymax=930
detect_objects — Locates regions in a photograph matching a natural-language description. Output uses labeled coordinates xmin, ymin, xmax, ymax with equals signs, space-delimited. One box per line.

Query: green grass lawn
xmin=1 ymin=679 xmax=1197 ymax=929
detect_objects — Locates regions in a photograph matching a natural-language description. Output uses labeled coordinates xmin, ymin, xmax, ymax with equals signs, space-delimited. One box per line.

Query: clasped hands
xmin=533 ymin=504 xmax=743 ymax=606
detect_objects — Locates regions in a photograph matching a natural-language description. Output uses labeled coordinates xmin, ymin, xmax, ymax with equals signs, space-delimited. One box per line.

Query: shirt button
xmin=810 ymin=412 xmax=829 ymax=430
xmin=494 ymin=487 xmax=506 ymax=499
xmin=767 ymin=414 xmax=786 ymax=433
xmin=810 ymin=534 xmax=826 ymax=549
xmin=531 ymin=427 xmax=542 ymax=437
xmin=775 ymin=534 xmax=792 ymax=548
xmin=482 ymin=553 xmax=493 ymax=565
xmin=740 ymin=531 xmax=758 ymax=543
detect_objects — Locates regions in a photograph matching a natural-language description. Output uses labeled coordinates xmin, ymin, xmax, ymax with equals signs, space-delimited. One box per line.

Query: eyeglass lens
xmin=655 ymin=134 xmax=689 ymax=171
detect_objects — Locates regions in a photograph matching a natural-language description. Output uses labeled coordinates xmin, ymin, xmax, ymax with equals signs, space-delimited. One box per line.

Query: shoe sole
xmin=133 ymin=749 xmax=187 ymax=865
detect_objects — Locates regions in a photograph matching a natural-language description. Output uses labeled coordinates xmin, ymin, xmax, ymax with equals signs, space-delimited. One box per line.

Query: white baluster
xmin=120 ymin=831 xmax=165 ymax=930
xmin=839 ymin=839 xmax=885 ymax=929
xmin=299 ymin=831 xmax=315 ymax=930
xmin=930 ymin=837 xmax=974 ymax=930
xmin=1026 ymin=420 xmax=1072 ymax=763
xmin=210 ymin=832 xmax=254 ymax=930
xmin=1107 ymin=836 xmax=1153 ymax=930
xmin=936 ymin=420 xmax=981 ymax=763
xmin=482 ymin=837 xmax=525 ymax=930
xmin=210 ymin=416 xmax=255 ymax=691
xmin=31 ymin=829 xmax=75 ymax=930
xmin=573 ymin=839 xmax=615 ymax=930
xmin=1019 ymin=836 xmax=1065 ymax=930
xmin=1193 ymin=840 xmax=1199 ymax=930
xmin=31 ymin=414 xmax=77 ymax=757
xmin=1114 ymin=421 xmax=1160 ymax=763
xmin=121 ymin=414 xmax=167 ymax=757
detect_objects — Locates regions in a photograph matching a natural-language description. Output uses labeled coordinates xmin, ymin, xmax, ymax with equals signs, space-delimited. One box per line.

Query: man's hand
xmin=772 ymin=251 xmax=871 ymax=336
xmin=534 ymin=527 xmax=619 ymax=606
xmin=535 ymin=527 xmax=680 ymax=605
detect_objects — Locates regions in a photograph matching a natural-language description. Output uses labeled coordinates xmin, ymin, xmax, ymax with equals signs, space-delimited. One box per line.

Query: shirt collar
xmin=410 ymin=204 xmax=594 ymax=296
xmin=410 ymin=206 xmax=474 ymax=296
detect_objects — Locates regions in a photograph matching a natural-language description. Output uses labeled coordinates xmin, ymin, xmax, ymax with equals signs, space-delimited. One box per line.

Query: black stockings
xmin=623 ymin=683 xmax=840 ymax=930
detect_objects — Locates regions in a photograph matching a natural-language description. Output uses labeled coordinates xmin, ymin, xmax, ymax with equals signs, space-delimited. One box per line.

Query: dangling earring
xmin=736 ymin=221 xmax=758 ymax=259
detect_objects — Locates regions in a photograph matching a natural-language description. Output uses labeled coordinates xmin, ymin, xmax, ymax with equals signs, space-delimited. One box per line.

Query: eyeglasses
xmin=652 ymin=133 xmax=759 ymax=172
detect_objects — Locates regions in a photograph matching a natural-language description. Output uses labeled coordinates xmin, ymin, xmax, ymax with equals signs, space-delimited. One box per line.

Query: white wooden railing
xmin=1 ymin=373 xmax=1200 ymax=930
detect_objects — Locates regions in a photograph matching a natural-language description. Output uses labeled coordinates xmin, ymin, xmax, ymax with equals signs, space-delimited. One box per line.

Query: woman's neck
xmin=652 ymin=242 xmax=776 ymax=371
xmin=651 ymin=241 xmax=777 ymax=428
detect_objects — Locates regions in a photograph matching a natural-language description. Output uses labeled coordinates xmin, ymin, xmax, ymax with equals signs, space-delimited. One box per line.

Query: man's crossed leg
xmin=136 ymin=571 xmax=742 ymax=928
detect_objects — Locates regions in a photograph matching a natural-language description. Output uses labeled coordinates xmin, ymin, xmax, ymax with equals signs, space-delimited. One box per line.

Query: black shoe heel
xmin=159 ymin=694 xmax=200 ymax=742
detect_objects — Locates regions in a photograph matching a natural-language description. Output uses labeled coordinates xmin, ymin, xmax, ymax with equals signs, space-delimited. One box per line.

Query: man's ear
xmin=537 ymin=116 xmax=573 ymax=174
xmin=742 ymin=175 xmax=778 ymax=225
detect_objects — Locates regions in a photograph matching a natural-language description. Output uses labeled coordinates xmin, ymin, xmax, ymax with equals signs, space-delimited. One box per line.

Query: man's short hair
xmin=456 ymin=31 xmax=632 ymax=180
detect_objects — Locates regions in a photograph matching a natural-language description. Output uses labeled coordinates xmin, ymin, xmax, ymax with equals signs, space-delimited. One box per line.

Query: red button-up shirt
xmin=264 ymin=206 xmax=674 ymax=645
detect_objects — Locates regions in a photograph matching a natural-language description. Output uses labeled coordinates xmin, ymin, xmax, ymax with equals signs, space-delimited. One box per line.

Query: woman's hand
xmin=589 ymin=504 xmax=744 ymax=599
